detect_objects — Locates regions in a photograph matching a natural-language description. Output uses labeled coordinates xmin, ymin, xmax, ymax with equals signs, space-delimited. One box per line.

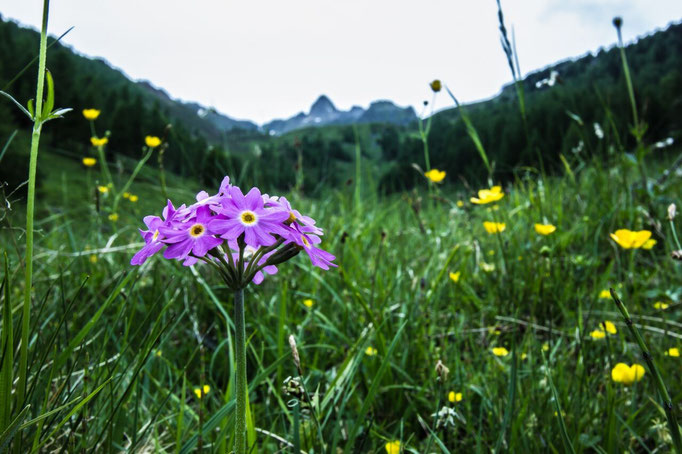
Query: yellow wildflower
xmin=642 ymin=239 xmax=656 ymax=249
xmin=611 ymin=363 xmax=645 ymax=385
xmin=123 ymin=192 xmax=131 ymax=199
xmin=599 ymin=289 xmax=611 ymax=299
xmin=129 ymin=195 xmax=139 ymax=202
xmin=82 ymin=108 xmax=101 ymax=120
xmin=590 ymin=329 xmax=606 ymax=340
xmin=654 ymin=302 xmax=669 ymax=310
xmin=430 ymin=79 xmax=442 ymax=93
xmin=483 ymin=221 xmax=506 ymax=234
xmin=108 ymin=213 xmax=119 ymax=222
xmin=542 ymin=343 xmax=549 ymax=352
xmin=424 ymin=169 xmax=446 ymax=183
xmin=91 ymin=137 xmax=108 ymax=147
xmin=456 ymin=200 xmax=464 ymax=207
xmin=449 ymin=271 xmax=461 ymax=283
xmin=520 ymin=353 xmax=528 ymax=360
xmin=97 ymin=185 xmax=109 ymax=194
xmin=155 ymin=350 xmax=162 ymax=357
xmin=492 ymin=347 xmax=509 ymax=357
xmin=194 ymin=384 xmax=211 ymax=399
xmin=82 ymin=157 xmax=97 ymax=167
xmin=448 ymin=391 xmax=463 ymax=403
xmin=601 ymin=320 xmax=617 ymax=334
xmin=609 ymin=229 xmax=652 ymax=249
xmin=385 ymin=441 xmax=401 ymax=454
xmin=666 ymin=348 xmax=679 ymax=357
xmin=365 ymin=346 xmax=378 ymax=356
xmin=303 ymin=298 xmax=314 ymax=308
xmin=145 ymin=136 xmax=162 ymax=148
xmin=534 ymin=223 xmax=556 ymax=235
xmin=89 ymin=254 xmax=98 ymax=264
xmin=471 ymin=186 xmax=504 ymax=204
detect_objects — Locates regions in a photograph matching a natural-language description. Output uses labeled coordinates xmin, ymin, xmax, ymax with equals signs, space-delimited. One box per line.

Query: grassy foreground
xmin=1 ymin=136 xmax=681 ymax=452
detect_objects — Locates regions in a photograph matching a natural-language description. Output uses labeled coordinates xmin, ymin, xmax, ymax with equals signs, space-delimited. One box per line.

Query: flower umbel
xmin=130 ymin=176 xmax=336 ymax=288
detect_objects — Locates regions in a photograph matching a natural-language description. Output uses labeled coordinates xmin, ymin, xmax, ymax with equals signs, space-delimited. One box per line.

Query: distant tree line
xmin=1 ymin=15 xmax=680 ymax=196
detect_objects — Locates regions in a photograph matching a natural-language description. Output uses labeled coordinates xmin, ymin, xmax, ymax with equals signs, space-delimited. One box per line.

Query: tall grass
xmin=1 ymin=3 xmax=681 ymax=453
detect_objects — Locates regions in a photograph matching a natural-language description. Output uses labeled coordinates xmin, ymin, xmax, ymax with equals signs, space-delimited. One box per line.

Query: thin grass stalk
xmin=233 ymin=288 xmax=247 ymax=454
xmin=112 ymin=148 xmax=154 ymax=214
xmin=610 ymin=288 xmax=682 ymax=454
xmin=18 ymin=0 xmax=50 ymax=414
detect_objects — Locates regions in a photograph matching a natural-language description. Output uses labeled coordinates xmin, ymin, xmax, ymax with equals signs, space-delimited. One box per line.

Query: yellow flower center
xmin=240 ymin=211 xmax=257 ymax=226
xmin=152 ymin=230 xmax=160 ymax=241
xmin=190 ymin=224 xmax=205 ymax=238
xmin=301 ymin=236 xmax=310 ymax=247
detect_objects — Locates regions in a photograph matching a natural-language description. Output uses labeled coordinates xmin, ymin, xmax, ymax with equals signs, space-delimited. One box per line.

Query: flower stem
xmin=234 ymin=288 xmax=247 ymax=454
xmin=112 ymin=148 xmax=153 ymax=214
xmin=610 ymin=289 xmax=682 ymax=454
xmin=17 ymin=0 xmax=50 ymax=410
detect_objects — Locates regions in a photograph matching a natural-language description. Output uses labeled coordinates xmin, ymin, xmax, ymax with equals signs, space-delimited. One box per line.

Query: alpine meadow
xmin=2 ymin=1 xmax=682 ymax=453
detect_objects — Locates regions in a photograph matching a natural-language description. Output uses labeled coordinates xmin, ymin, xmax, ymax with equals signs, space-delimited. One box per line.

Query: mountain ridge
xmin=264 ymin=94 xmax=416 ymax=135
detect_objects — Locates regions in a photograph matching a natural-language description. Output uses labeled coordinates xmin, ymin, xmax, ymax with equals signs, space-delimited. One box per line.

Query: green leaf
xmin=53 ymin=271 xmax=135 ymax=371
xmin=0 ymin=405 xmax=30 ymax=453
xmin=30 ymin=378 xmax=111 ymax=453
xmin=41 ymin=69 xmax=54 ymax=120
xmin=0 ymin=253 xmax=13 ymax=433
xmin=0 ymin=91 xmax=32 ymax=120
xmin=565 ymin=110 xmax=584 ymax=126
xmin=344 ymin=321 xmax=407 ymax=453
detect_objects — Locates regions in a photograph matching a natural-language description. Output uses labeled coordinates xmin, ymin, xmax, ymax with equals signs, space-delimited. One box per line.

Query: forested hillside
xmin=1 ymin=16 xmax=681 ymax=195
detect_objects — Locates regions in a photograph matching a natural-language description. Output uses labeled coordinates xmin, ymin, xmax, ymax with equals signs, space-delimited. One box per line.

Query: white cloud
xmin=2 ymin=1 xmax=680 ymax=124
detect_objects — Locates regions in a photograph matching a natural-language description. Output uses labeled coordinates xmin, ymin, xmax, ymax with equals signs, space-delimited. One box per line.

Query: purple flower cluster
xmin=131 ymin=177 xmax=336 ymax=287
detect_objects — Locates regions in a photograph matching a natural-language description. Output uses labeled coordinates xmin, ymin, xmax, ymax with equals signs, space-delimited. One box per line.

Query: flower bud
xmin=668 ymin=203 xmax=676 ymax=221
xmin=430 ymin=79 xmax=442 ymax=93
xmin=263 ymin=243 xmax=301 ymax=266
xmin=289 ymin=334 xmax=301 ymax=371
xmin=435 ymin=359 xmax=450 ymax=381
xmin=612 ymin=17 xmax=622 ymax=29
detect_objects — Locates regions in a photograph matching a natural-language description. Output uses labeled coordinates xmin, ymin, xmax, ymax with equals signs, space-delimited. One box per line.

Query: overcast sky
xmin=2 ymin=1 xmax=681 ymax=125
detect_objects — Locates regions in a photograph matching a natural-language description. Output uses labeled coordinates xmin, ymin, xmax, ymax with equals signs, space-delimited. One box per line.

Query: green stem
xmin=17 ymin=0 xmax=50 ymax=410
xmin=112 ymin=149 xmax=153 ymax=214
xmin=669 ymin=219 xmax=682 ymax=250
xmin=95 ymin=144 xmax=114 ymax=189
xmin=610 ymin=289 xmax=682 ymax=454
xmin=234 ymin=288 xmax=247 ymax=454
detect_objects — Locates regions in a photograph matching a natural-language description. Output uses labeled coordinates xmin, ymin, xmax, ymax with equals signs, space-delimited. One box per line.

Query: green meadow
xmin=1 ymin=3 xmax=682 ymax=454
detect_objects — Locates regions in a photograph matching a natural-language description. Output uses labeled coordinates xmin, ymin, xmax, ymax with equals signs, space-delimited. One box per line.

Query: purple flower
xmin=271 ymin=196 xmax=323 ymax=235
xmin=286 ymin=228 xmax=337 ymax=270
xmin=161 ymin=205 xmax=223 ymax=265
xmin=130 ymin=215 xmax=165 ymax=265
xmin=209 ymin=187 xmax=289 ymax=248
xmin=130 ymin=200 xmax=183 ymax=265
xmin=195 ymin=176 xmax=231 ymax=209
